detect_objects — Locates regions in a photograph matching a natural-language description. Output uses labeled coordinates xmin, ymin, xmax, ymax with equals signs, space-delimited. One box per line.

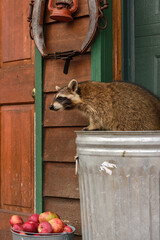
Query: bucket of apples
xmin=10 ymin=211 xmax=75 ymax=240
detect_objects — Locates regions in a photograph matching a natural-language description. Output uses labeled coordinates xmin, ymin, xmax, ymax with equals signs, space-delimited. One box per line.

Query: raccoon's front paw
xmin=82 ymin=126 xmax=99 ymax=131
xmin=82 ymin=127 xmax=89 ymax=131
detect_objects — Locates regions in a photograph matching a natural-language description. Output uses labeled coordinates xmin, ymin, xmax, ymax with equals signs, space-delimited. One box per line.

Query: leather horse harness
xmin=28 ymin=0 xmax=109 ymax=74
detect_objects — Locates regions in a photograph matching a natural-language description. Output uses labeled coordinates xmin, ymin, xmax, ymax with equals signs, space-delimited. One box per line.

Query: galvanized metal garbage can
xmin=76 ymin=131 xmax=160 ymax=240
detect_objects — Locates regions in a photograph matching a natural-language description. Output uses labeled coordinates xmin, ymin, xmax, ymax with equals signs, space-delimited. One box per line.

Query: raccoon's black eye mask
xmin=56 ymin=96 xmax=65 ymax=102
xmin=56 ymin=96 xmax=72 ymax=106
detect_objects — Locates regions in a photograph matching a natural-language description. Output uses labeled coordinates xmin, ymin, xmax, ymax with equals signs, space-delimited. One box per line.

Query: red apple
xmin=12 ymin=223 xmax=23 ymax=232
xmin=10 ymin=215 xmax=23 ymax=226
xmin=39 ymin=211 xmax=59 ymax=223
xmin=63 ymin=225 xmax=72 ymax=233
xmin=38 ymin=221 xmax=52 ymax=233
xmin=29 ymin=214 xmax=39 ymax=223
xmin=23 ymin=221 xmax=38 ymax=233
xmin=49 ymin=218 xmax=64 ymax=233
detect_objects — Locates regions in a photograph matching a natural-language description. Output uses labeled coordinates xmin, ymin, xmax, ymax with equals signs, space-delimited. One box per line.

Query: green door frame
xmin=35 ymin=47 xmax=43 ymax=214
xmin=121 ymin=0 xmax=135 ymax=83
xmin=34 ymin=1 xmax=113 ymax=213
xmin=91 ymin=0 xmax=113 ymax=82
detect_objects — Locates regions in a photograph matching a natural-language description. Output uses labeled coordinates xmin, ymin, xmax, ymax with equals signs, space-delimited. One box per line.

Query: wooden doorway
xmin=0 ymin=0 xmax=35 ymax=239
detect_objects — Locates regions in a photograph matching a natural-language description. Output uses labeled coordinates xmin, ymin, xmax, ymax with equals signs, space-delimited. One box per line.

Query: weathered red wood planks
xmin=43 ymin=0 xmax=91 ymax=238
xmin=44 ymin=162 xmax=79 ymax=199
xmin=44 ymin=54 xmax=91 ymax=92
xmin=44 ymin=127 xmax=82 ymax=162
xmin=45 ymin=17 xmax=89 ymax=53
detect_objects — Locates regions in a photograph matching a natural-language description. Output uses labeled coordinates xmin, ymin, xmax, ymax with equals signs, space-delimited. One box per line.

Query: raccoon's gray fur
xmin=49 ymin=79 xmax=160 ymax=131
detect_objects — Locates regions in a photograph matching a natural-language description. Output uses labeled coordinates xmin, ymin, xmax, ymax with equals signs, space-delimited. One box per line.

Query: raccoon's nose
xmin=49 ymin=104 xmax=54 ymax=110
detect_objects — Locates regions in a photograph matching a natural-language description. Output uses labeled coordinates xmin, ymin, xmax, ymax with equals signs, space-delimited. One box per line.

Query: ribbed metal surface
xmin=76 ymin=131 xmax=160 ymax=240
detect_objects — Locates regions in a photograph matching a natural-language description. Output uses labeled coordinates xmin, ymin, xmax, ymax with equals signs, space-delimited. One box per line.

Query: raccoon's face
xmin=49 ymin=79 xmax=81 ymax=111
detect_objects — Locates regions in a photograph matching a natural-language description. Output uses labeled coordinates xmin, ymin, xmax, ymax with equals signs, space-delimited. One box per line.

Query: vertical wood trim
xmin=0 ymin=107 xmax=1 ymax=208
xmin=91 ymin=0 xmax=113 ymax=82
xmin=0 ymin=0 xmax=2 ymax=68
xmin=35 ymin=47 xmax=43 ymax=214
xmin=113 ymin=0 xmax=122 ymax=81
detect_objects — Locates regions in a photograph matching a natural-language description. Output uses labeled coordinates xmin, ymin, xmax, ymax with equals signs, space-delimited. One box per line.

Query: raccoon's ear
xmin=68 ymin=79 xmax=78 ymax=92
xmin=55 ymin=86 xmax=61 ymax=91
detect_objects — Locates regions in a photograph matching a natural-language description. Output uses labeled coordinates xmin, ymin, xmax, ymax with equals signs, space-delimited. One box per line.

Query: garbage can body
xmin=76 ymin=131 xmax=160 ymax=240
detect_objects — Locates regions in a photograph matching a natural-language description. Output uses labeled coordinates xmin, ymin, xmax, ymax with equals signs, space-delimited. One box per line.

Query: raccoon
xmin=49 ymin=79 xmax=160 ymax=131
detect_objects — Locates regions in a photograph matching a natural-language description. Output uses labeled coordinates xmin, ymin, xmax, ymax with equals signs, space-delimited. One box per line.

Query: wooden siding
xmin=43 ymin=127 xmax=81 ymax=162
xmin=43 ymin=0 xmax=90 ymax=238
xmin=44 ymin=162 xmax=79 ymax=198
xmin=45 ymin=17 xmax=89 ymax=53
xmin=43 ymin=1 xmax=122 ymax=239
xmin=44 ymin=54 xmax=91 ymax=92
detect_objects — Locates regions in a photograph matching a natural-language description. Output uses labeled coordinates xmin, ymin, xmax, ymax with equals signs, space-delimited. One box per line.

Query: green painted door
xmin=123 ymin=0 xmax=160 ymax=97
xmin=133 ymin=0 xmax=160 ymax=97
xmin=135 ymin=0 xmax=160 ymax=96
